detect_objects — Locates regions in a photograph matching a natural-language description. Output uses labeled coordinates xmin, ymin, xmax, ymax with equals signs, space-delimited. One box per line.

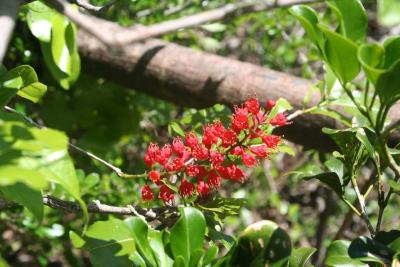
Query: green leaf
xmin=267 ymin=98 xmax=293 ymax=122
xmin=358 ymin=37 xmax=400 ymax=107
xmin=196 ymin=197 xmax=246 ymax=220
xmin=304 ymin=171 xmax=343 ymax=197
xmin=289 ymin=247 xmax=316 ymax=267
xmin=0 ymin=165 xmax=48 ymax=190
xmin=26 ymin=1 xmax=54 ymax=42
xmin=69 ymin=230 xmax=85 ymax=248
xmin=389 ymin=180 xmax=400 ymax=193
xmin=202 ymin=243 xmax=219 ymax=266
xmin=170 ymin=207 xmax=206 ymax=266
xmin=169 ymin=122 xmax=185 ymax=137
xmin=325 ymin=240 xmax=368 ymax=266
xmin=75 ymin=219 xmax=136 ymax=267
xmin=124 ymin=217 xmax=157 ymax=267
xmin=231 ymin=220 xmax=292 ymax=266
xmin=378 ymin=0 xmax=400 ymax=27
xmin=0 ymin=65 xmax=47 ymax=106
xmin=324 ymin=158 xmax=344 ymax=179
xmin=349 ymin=236 xmax=392 ymax=264
xmin=318 ymin=25 xmax=360 ymax=84
xmin=289 ymin=5 xmax=323 ymax=50
xmin=148 ymin=229 xmax=173 ymax=267
xmin=327 ymin=0 xmax=367 ymax=43
xmin=1 ymin=182 xmax=44 ymax=221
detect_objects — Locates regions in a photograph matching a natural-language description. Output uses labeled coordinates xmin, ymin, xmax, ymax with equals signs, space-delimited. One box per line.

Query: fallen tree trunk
xmin=76 ymin=20 xmax=399 ymax=152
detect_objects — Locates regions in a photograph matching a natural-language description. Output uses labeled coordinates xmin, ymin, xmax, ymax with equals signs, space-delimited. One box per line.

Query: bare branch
xmin=0 ymin=0 xmax=24 ymax=63
xmin=46 ymin=0 xmax=321 ymax=46
xmin=0 ymin=195 xmax=179 ymax=224
xmin=73 ymin=0 xmax=117 ymax=13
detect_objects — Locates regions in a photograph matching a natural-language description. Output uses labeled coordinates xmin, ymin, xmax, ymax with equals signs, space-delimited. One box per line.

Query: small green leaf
xmin=378 ymin=0 xmax=400 ymax=27
xmin=26 ymin=1 xmax=54 ymax=42
xmin=69 ymin=230 xmax=85 ymax=248
xmin=169 ymin=122 xmax=185 ymax=137
xmin=267 ymin=98 xmax=293 ymax=121
xmin=318 ymin=25 xmax=360 ymax=84
xmin=289 ymin=5 xmax=323 ymax=49
xmin=349 ymin=236 xmax=392 ymax=264
xmin=289 ymin=247 xmax=317 ymax=267
xmin=202 ymin=243 xmax=219 ymax=266
xmin=170 ymin=207 xmax=206 ymax=266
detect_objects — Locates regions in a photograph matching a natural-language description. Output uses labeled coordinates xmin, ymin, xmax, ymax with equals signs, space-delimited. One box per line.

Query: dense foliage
xmin=3 ymin=0 xmax=400 ymax=266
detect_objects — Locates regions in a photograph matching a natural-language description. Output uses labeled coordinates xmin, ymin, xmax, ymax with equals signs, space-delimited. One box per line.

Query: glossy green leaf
xmin=349 ymin=236 xmax=392 ymax=264
xmin=325 ymin=240 xmax=368 ymax=266
xmin=169 ymin=122 xmax=185 ymax=137
xmin=202 ymin=243 xmax=219 ymax=266
xmin=26 ymin=1 xmax=54 ymax=42
xmin=303 ymin=171 xmax=343 ymax=197
xmin=0 ymin=65 xmax=47 ymax=106
xmin=231 ymin=220 xmax=292 ymax=267
xmin=289 ymin=247 xmax=317 ymax=267
xmin=124 ymin=217 xmax=157 ymax=267
xmin=74 ymin=219 xmax=136 ymax=267
xmin=327 ymin=0 xmax=367 ymax=43
xmin=289 ymin=5 xmax=323 ymax=49
xmin=148 ymin=229 xmax=173 ymax=267
xmin=170 ymin=207 xmax=206 ymax=266
xmin=69 ymin=230 xmax=85 ymax=248
xmin=1 ymin=182 xmax=43 ymax=221
xmin=318 ymin=25 xmax=360 ymax=84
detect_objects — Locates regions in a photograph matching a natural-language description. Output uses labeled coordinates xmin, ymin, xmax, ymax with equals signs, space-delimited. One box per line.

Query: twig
xmin=45 ymin=0 xmax=321 ymax=46
xmin=3 ymin=105 xmax=143 ymax=179
xmin=0 ymin=195 xmax=179 ymax=224
xmin=73 ymin=0 xmax=117 ymax=13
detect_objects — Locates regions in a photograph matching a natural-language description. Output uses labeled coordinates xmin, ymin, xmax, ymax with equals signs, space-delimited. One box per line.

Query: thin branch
xmin=3 ymin=105 xmax=143 ymax=179
xmin=46 ymin=0 xmax=321 ymax=46
xmin=1 ymin=195 xmax=179 ymax=224
xmin=73 ymin=0 xmax=117 ymax=13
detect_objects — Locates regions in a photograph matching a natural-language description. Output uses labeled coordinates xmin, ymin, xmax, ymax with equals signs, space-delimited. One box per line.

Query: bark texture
xmin=76 ymin=21 xmax=399 ymax=152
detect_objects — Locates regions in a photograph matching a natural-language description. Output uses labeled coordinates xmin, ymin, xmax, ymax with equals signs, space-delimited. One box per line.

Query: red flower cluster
xmin=141 ymin=97 xmax=289 ymax=204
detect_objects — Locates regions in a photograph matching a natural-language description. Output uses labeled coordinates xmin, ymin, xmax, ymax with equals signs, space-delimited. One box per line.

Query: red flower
xmin=253 ymin=111 xmax=266 ymax=126
xmin=231 ymin=106 xmax=249 ymax=133
xmin=192 ymin=145 xmax=209 ymax=160
xmin=144 ymin=143 xmax=160 ymax=167
xmin=249 ymin=144 xmax=269 ymax=158
xmin=262 ymin=135 xmax=281 ymax=149
xmin=185 ymin=132 xmax=198 ymax=149
xmin=270 ymin=113 xmax=288 ymax=126
xmin=179 ymin=179 xmax=195 ymax=197
xmin=230 ymin=146 xmax=244 ymax=155
xmin=250 ymin=128 xmax=263 ymax=139
xmin=202 ymin=124 xmax=219 ymax=148
xmin=197 ymin=179 xmax=211 ymax=197
xmin=242 ymin=152 xmax=257 ymax=167
xmin=181 ymin=147 xmax=192 ymax=162
xmin=159 ymin=185 xmax=174 ymax=204
xmin=222 ymin=129 xmax=237 ymax=147
xmin=141 ymin=185 xmax=154 ymax=201
xmin=157 ymin=144 xmax=172 ymax=165
xmin=148 ymin=170 xmax=161 ymax=183
xmin=207 ymin=170 xmax=221 ymax=188
xmin=172 ymin=137 xmax=185 ymax=156
xmin=165 ymin=157 xmax=185 ymax=172
xmin=265 ymin=99 xmax=276 ymax=112
xmin=227 ymin=164 xmax=246 ymax=182
xmin=186 ymin=164 xmax=207 ymax=178
xmin=245 ymin=97 xmax=260 ymax=115
xmin=210 ymin=150 xmax=224 ymax=166
xmin=212 ymin=121 xmax=226 ymax=138
xmin=216 ymin=165 xmax=230 ymax=179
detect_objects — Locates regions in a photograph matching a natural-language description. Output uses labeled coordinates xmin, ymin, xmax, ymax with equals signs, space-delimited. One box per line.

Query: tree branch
xmin=46 ymin=0 xmax=320 ymax=46
xmin=72 ymin=0 xmax=117 ymax=13
xmin=0 ymin=0 xmax=25 ymax=63
xmin=0 ymin=195 xmax=179 ymax=224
